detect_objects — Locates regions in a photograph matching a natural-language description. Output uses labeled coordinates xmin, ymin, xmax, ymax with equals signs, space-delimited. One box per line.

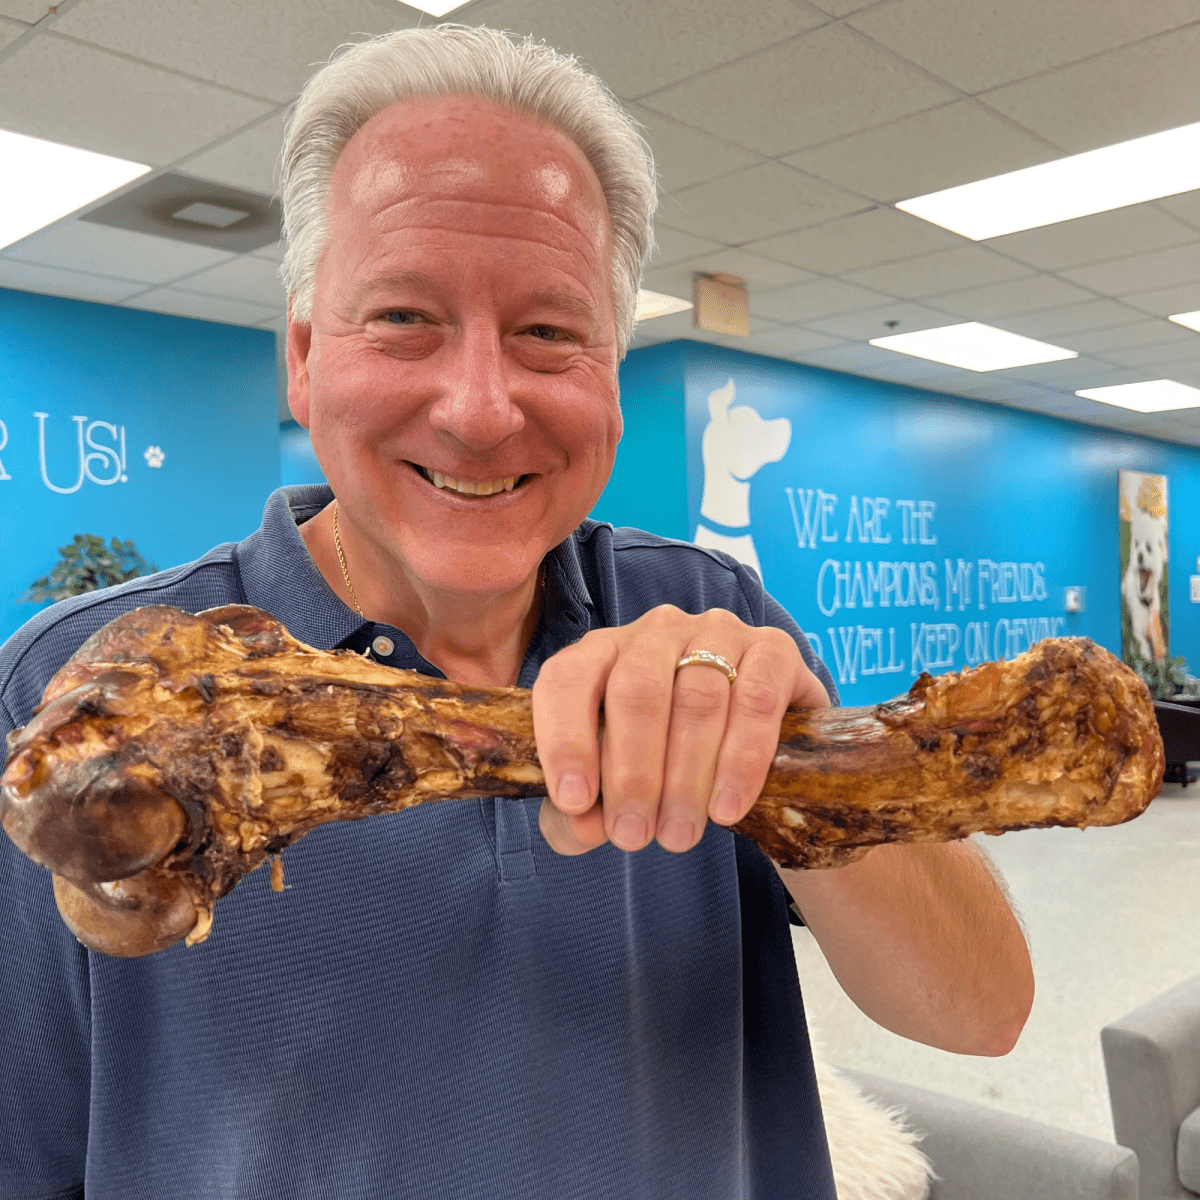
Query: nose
xmin=427 ymin=326 xmax=524 ymax=452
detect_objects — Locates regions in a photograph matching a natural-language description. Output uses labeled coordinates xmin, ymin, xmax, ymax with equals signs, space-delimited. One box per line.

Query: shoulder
xmin=573 ymin=520 xmax=766 ymax=617
xmin=0 ymin=544 xmax=243 ymax=730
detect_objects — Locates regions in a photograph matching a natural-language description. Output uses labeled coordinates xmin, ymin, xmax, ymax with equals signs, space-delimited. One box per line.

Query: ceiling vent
xmin=81 ymin=171 xmax=281 ymax=253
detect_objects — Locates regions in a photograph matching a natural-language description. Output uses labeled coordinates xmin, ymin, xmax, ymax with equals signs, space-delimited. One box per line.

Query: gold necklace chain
xmin=331 ymin=501 xmax=365 ymax=619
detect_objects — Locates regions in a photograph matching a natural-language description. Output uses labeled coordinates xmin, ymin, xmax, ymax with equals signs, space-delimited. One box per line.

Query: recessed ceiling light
xmin=635 ymin=289 xmax=693 ymax=321
xmin=171 ymin=200 xmax=250 ymax=229
xmin=399 ymin=0 xmax=473 ymax=14
xmin=869 ymin=322 xmax=1077 ymax=372
xmin=1076 ymin=380 xmax=1200 ymax=413
xmin=0 ymin=128 xmax=149 ymax=251
xmin=897 ymin=120 xmax=1200 ymax=241
xmin=1168 ymin=310 xmax=1200 ymax=334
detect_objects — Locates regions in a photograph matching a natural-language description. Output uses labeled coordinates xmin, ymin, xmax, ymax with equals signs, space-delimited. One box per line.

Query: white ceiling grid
xmin=0 ymin=0 xmax=1198 ymax=443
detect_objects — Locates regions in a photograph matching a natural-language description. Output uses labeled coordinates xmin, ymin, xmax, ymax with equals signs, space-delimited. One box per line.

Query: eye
xmin=527 ymin=324 xmax=567 ymax=341
xmin=383 ymin=310 xmax=423 ymax=325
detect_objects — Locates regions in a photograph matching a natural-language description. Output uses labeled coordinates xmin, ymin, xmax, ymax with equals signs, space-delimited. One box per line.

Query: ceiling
xmin=3 ymin=0 xmax=1200 ymax=444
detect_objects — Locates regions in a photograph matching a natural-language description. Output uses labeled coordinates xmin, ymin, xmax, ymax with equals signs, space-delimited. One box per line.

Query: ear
xmin=707 ymin=378 xmax=736 ymax=423
xmin=286 ymin=299 xmax=313 ymax=428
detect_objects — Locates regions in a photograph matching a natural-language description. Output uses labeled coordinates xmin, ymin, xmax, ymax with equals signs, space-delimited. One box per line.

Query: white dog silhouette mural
xmin=693 ymin=379 xmax=791 ymax=577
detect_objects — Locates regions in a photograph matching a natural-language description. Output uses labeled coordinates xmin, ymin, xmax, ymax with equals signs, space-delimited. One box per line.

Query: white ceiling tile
xmin=0 ymin=15 xmax=24 ymax=50
xmin=790 ymin=342 xmax=914 ymax=373
xmin=802 ymin=301 xmax=962 ymax=341
xmin=176 ymin=254 xmax=286 ymax=307
xmin=477 ymin=0 xmax=825 ymax=100
xmin=947 ymin=379 xmax=1063 ymax=407
xmin=52 ymin=0 xmax=418 ymax=104
xmin=742 ymin=208 xmax=961 ymax=275
xmin=0 ymin=260 xmax=145 ymax=304
xmin=251 ymin=241 xmax=286 ymax=265
xmin=0 ymin=2 xmax=41 ymax=18
xmin=1003 ymin=360 xmax=1145 ymax=388
xmin=996 ymin=299 xmax=1150 ymax=337
xmin=648 ymin=224 xmax=726 ymax=268
xmin=642 ymin=248 xmax=816 ymax=299
xmin=640 ymin=25 xmax=955 ymax=157
xmin=847 ymin=0 xmax=1197 ymax=93
xmin=783 ymin=101 xmax=1055 ymax=204
xmin=733 ymin=325 xmax=847 ymax=361
xmin=623 ymin=104 xmax=765 ymax=195
xmin=753 ymin=277 xmax=893 ymax=323
xmin=807 ymin=0 xmax=879 ymax=14
xmin=5 ymin=220 xmax=236 ymax=283
xmin=1058 ymin=242 xmax=1200 ymax=295
xmin=982 ymin=205 xmax=1199 ymax=271
xmin=1058 ymin=320 xmax=1193 ymax=354
xmin=842 ymin=245 xmax=1032 ymax=299
xmin=850 ymin=357 xmax=965 ymax=385
xmin=663 ymin=162 xmax=865 ymax=244
xmin=1119 ymin=281 xmax=1200 ymax=317
xmin=1100 ymin=339 xmax=1200 ymax=368
xmin=0 ymin=35 xmax=273 ymax=164
xmin=176 ymin=115 xmax=284 ymax=195
xmin=629 ymin=308 xmax=697 ymax=347
xmin=929 ymin=274 xmax=1095 ymax=320
xmin=1152 ymin=193 xmax=1200 ymax=233
xmin=981 ymin=24 xmax=1200 ymax=153
xmin=122 ymin=286 xmax=279 ymax=327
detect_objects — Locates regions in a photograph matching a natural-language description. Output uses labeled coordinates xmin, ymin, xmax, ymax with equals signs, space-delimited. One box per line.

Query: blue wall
xmin=599 ymin=340 xmax=1200 ymax=706
xmin=0 ymin=288 xmax=280 ymax=643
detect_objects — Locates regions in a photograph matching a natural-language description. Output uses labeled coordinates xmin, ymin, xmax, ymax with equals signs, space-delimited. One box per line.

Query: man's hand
xmin=532 ymin=605 xmax=829 ymax=855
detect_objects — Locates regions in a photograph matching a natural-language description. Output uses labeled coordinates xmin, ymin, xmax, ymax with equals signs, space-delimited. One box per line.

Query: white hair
xmin=279 ymin=25 xmax=657 ymax=356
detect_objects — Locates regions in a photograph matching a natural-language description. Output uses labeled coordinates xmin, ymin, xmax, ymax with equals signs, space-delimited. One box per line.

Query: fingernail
xmin=557 ymin=773 xmax=592 ymax=813
xmin=613 ymin=812 xmax=647 ymax=849
xmin=658 ymin=815 xmax=695 ymax=853
xmin=712 ymin=787 xmax=741 ymax=823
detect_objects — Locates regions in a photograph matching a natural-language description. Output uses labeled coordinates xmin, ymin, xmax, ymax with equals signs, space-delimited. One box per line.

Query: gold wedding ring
xmin=675 ymin=650 xmax=738 ymax=683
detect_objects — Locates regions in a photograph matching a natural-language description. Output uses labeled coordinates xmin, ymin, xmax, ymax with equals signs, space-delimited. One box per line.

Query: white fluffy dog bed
xmin=813 ymin=1052 xmax=933 ymax=1200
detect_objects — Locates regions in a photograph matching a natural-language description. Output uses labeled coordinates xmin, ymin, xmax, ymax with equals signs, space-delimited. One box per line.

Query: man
xmin=0 ymin=26 xmax=1032 ymax=1200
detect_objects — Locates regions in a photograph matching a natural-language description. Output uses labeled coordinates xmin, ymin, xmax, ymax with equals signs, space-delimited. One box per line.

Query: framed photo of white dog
xmin=1120 ymin=469 xmax=1170 ymax=667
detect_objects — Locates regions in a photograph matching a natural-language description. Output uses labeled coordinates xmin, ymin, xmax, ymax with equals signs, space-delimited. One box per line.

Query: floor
xmin=791 ymin=779 xmax=1200 ymax=1142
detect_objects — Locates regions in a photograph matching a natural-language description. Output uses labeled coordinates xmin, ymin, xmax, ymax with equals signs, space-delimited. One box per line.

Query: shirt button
xmin=371 ymin=636 xmax=395 ymax=657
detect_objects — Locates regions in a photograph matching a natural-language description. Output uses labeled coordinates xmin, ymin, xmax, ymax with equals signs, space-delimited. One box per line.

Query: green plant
xmin=22 ymin=535 xmax=157 ymax=603
xmin=1130 ymin=652 xmax=1200 ymax=701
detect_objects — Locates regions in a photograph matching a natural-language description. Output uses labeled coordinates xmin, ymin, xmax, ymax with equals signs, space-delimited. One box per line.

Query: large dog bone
xmin=1 ymin=605 xmax=1163 ymax=957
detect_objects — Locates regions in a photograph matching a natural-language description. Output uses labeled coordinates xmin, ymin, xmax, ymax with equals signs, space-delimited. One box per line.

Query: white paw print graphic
xmin=144 ymin=445 xmax=165 ymax=469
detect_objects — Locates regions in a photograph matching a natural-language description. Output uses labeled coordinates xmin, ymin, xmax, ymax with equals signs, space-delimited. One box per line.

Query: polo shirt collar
xmin=235 ymin=485 xmax=595 ymax=673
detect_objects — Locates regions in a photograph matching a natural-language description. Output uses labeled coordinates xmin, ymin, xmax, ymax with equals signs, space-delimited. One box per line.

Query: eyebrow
xmin=528 ymin=289 xmax=599 ymax=330
xmin=348 ymin=270 xmax=437 ymax=309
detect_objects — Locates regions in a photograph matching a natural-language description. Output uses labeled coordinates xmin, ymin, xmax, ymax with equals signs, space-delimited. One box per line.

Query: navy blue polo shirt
xmin=0 ymin=485 xmax=838 ymax=1200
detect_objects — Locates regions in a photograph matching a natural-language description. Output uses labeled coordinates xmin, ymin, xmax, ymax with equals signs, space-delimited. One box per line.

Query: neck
xmin=301 ymin=503 xmax=541 ymax=687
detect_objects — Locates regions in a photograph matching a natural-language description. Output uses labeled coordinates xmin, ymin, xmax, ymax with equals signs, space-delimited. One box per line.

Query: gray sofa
xmin=1102 ymin=972 xmax=1200 ymax=1200
xmin=844 ymin=1068 xmax=1139 ymax=1200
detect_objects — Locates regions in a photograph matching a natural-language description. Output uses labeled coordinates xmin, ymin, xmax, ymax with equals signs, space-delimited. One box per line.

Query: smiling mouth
xmin=1139 ymin=568 xmax=1152 ymax=592
xmin=409 ymin=462 xmax=532 ymax=497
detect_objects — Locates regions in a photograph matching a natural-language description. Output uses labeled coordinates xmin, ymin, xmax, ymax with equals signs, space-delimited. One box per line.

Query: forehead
xmin=327 ymin=95 xmax=611 ymax=252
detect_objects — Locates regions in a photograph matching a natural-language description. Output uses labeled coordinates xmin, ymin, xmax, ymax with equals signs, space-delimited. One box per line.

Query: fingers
xmin=597 ymin=621 xmax=679 ymax=850
xmin=531 ymin=632 xmax=615 ymax=822
xmin=533 ymin=605 xmax=832 ymax=859
xmin=706 ymin=628 xmax=807 ymax=829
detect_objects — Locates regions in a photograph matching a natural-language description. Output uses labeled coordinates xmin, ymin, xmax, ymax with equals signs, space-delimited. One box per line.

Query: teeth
xmin=427 ymin=469 xmax=520 ymax=497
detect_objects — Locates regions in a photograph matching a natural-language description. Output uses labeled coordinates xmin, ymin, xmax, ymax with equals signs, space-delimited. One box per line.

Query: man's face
xmin=288 ymin=95 xmax=622 ymax=598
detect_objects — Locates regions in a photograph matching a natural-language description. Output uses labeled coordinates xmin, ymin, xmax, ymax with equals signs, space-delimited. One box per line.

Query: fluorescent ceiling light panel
xmin=1076 ymin=379 xmax=1200 ymax=413
xmin=869 ymin=322 xmax=1077 ymax=372
xmin=1168 ymin=310 xmax=1200 ymax=334
xmin=635 ymin=289 xmax=693 ymax=321
xmin=898 ymin=120 xmax=1200 ymax=241
xmin=399 ymin=0 xmax=473 ymax=15
xmin=0 ymin=129 xmax=150 ymax=250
